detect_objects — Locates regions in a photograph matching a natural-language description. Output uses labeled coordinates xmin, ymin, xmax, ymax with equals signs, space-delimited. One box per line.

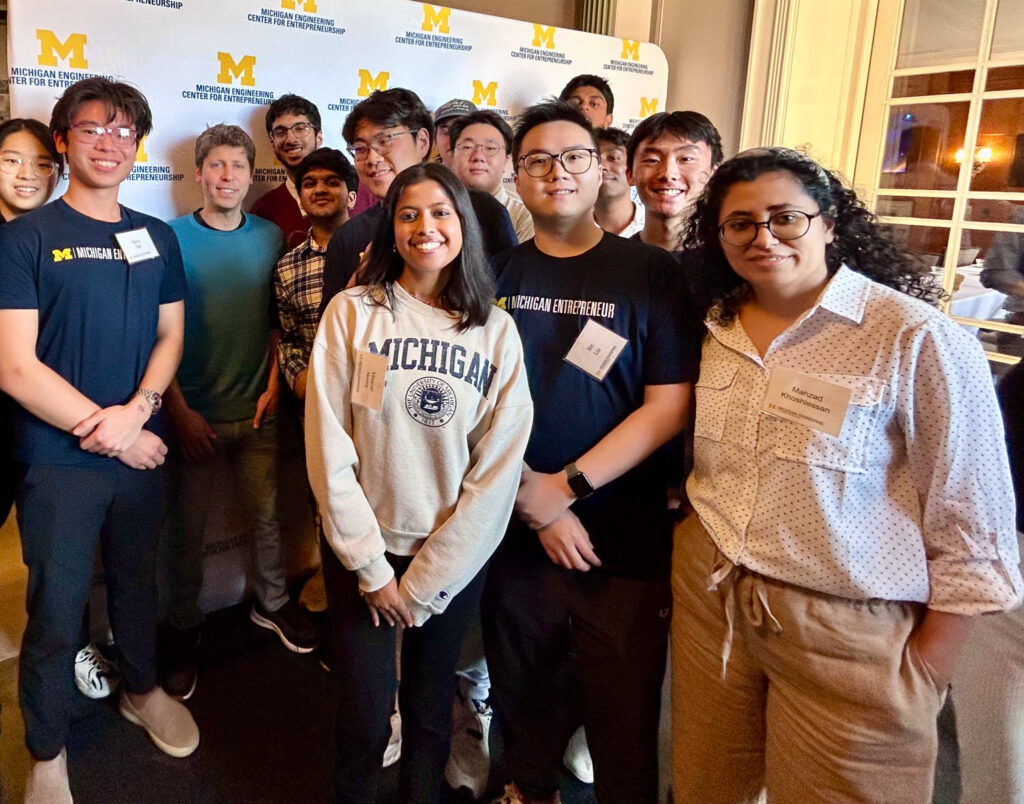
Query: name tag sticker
xmin=114 ymin=228 xmax=160 ymax=265
xmin=352 ymin=349 xmax=388 ymax=411
xmin=564 ymin=319 xmax=627 ymax=381
xmin=761 ymin=367 xmax=852 ymax=437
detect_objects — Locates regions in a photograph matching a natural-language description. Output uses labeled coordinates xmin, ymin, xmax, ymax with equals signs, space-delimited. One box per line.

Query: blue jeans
xmin=161 ymin=416 xmax=287 ymax=629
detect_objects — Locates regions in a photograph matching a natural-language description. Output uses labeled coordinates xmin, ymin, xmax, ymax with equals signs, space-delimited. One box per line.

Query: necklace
xmin=398 ymin=280 xmax=441 ymax=307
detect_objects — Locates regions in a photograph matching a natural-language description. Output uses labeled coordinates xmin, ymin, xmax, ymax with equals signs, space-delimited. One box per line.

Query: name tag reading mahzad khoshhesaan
xmin=564 ymin=319 xmax=628 ymax=381
xmin=761 ymin=367 xmax=852 ymax=437
xmin=352 ymin=349 xmax=388 ymax=411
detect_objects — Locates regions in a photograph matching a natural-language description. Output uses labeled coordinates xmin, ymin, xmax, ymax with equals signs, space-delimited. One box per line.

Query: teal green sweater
xmin=169 ymin=213 xmax=284 ymax=422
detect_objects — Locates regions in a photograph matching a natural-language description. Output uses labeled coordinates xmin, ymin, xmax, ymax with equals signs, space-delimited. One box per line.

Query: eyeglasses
xmin=270 ymin=121 xmax=316 ymax=141
xmin=346 ymin=130 xmax=414 ymax=162
xmin=718 ymin=210 xmax=822 ymax=246
xmin=69 ymin=123 xmax=138 ymax=148
xmin=454 ymin=142 xmax=505 ymax=157
xmin=516 ymin=147 xmax=598 ymax=178
xmin=0 ymin=155 xmax=58 ymax=177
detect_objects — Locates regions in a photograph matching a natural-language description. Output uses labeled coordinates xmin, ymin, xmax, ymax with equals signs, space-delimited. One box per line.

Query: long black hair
xmin=359 ymin=162 xmax=494 ymax=331
xmin=683 ymin=146 xmax=941 ymax=322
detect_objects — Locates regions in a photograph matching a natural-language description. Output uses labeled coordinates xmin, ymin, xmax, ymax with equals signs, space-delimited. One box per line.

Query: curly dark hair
xmin=359 ymin=163 xmax=494 ymax=332
xmin=683 ymin=147 xmax=941 ymax=322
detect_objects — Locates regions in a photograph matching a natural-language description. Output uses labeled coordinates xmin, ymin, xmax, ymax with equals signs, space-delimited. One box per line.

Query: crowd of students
xmin=0 ymin=68 xmax=1021 ymax=804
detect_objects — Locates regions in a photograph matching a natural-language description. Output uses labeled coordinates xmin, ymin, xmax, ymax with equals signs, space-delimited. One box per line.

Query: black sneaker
xmin=250 ymin=600 xmax=318 ymax=653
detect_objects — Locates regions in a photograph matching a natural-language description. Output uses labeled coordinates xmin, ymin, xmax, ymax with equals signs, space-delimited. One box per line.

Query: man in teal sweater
xmin=160 ymin=124 xmax=317 ymax=699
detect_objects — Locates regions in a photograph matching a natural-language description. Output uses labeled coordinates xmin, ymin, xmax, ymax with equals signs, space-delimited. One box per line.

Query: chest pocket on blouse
xmin=767 ymin=374 xmax=886 ymax=473
xmin=694 ymin=363 xmax=738 ymax=442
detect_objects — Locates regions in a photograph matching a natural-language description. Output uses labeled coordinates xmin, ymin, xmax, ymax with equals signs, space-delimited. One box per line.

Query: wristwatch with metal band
xmin=564 ymin=461 xmax=594 ymax=500
xmin=137 ymin=388 xmax=162 ymax=415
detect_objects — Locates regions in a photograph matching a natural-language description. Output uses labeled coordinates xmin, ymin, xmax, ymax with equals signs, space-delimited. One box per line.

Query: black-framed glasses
xmin=346 ymin=129 xmax=414 ymax=162
xmin=69 ymin=123 xmax=137 ymax=149
xmin=516 ymin=147 xmax=598 ymax=178
xmin=454 ymin=141 xmax=505 ymax=157
xmin=718 ymin=210 xmax=822 ymax=246
xmin=270 ymin=121 xmax=316 ymax=141
xmin=0 ymin=155 xmax=57 ymax=177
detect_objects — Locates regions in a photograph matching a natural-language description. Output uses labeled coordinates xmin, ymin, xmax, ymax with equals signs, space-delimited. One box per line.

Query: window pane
xmin=876 ymin=196 xmax=955 ymax=220
xmin=892 ymin=70 xmax=974 ymax=97
xmin=897 ymin=0 xmax=985 ymax=68
xmin=969 ymin=98 xmax=1024 ymax=192
xmin=992 ymin=0 xmax=1024 ymax=60
xmin=880 ymin=103 xmax=970 ymax=191
xmin=985 ymin=65 xmax=1024 ymax=91
xmin=965 ymin=198 xmax=1024 ymax=223
xmin=879 ymin=223 xmax=952 ymax=271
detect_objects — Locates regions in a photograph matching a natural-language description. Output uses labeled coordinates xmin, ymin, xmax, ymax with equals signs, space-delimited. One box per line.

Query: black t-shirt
xmin=319 ymin=188 xmax=518 ymax=318
xmin=494 ymin=232 xmax=701 ymax=578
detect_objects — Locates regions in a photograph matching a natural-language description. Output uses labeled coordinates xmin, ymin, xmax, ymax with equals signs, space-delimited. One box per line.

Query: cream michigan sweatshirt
xmin=305 ymin=284 xmax=533 ymax=625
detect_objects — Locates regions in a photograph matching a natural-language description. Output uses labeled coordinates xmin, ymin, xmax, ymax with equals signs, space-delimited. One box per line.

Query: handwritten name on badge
xmin=564 ymin=319 xmax=627 ymax=381
xmin=761 ymin=367 xmax=851 ymax=437
xmin=114 ymin=228 xmax=160 ymax=265
xmin=352 ymin=349 xmax=388 ymax=411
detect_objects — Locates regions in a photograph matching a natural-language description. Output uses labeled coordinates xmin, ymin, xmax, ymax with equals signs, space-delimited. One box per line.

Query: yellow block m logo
xmin=135 ymin=137 xmax=149 ymax=164
xmin=216 ymin=52 xmax=256 ymax=87
xmin=357 ymin=69 xmax=390 ymax=97
xmin=422 ymin=5 xmax=451 ymax=33
xmin=640 ymin=97 xmax=659 ymax=116
xmin=37 ymin=30 xmax=87 ymax=69
xmin=472 ymin=80 xmax=497 ymax=106
xmin=52 ymin=248 xmax=73 ymax=262
xmin=621 ymin=39 xmax=640 ymax=60
xmin=281 ymin=0 xmax=317 ymax=11
xmin=532 ymin=24 xmax=555 ymax=49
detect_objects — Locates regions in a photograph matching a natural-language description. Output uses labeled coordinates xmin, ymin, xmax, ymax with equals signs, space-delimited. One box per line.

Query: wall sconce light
xmin=956 ymin=145 xmax=993 ymax=175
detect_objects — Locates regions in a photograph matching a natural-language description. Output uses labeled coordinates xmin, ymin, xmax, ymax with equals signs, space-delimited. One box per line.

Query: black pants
xmin=482 ymin=545 xmax=671 ymax=803
xmin=321 ymin=537 xmax=485 ymax=804
xmin=1 ymin=393 xmax=15 ymax=523
xmin=18 ymin=461 xmax=165 ymax=759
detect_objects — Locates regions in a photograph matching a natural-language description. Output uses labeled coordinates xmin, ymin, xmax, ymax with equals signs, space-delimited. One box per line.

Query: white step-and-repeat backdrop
xmin=6 ymin=0 xmax=668 ymax=613
xmin=9 ymin=0 xmax=667 ymax=219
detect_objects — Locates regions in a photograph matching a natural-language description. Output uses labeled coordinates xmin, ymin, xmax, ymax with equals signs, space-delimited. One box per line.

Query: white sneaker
xmin=562 ymin=726 xmax=593 ymax=784
xmin=383 ymin=708 xmax=402 ymax=768
xmin=74 ymin=643 xmax=119 ymax=699
xmin=445 ymin=693 xmax=492 ymax=797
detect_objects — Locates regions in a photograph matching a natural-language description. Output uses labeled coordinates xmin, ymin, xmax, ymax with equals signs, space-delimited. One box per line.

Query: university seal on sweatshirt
xmin=405 ymin=377 xmax=457 ymax=427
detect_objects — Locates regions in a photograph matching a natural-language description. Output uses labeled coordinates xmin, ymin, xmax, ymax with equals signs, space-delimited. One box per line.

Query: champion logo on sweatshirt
xmin=367 ymin=337 xmax=498 ymax=398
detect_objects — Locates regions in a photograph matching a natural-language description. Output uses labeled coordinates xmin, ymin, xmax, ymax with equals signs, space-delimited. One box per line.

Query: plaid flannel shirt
xmin=274 ymin=232 xmax=325 ymax=391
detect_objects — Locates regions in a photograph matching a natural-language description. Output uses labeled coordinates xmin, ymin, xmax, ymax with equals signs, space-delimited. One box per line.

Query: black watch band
xmin=565 ymin=462 xmax=594 ymax=500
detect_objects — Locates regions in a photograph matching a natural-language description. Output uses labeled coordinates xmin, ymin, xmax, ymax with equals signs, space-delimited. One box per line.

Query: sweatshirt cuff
xmin=355 ymin=555 xmax=394 ymax=594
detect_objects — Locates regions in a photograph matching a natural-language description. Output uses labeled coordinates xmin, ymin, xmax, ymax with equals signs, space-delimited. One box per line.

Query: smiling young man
xmin=276 ymin=148 xmax=357 ymax=404
xmin=627 ymin=110 xmax=723 ymax=252
xmin=482 ymin=101 xmax=699 ymax=803
xmin=449 ymin=110 xmax=533 ymax=243
xmin=593 ymin=126 xmax=644 ymax=238
xmin=251 ymin=94 xmax=324 ymax=249
xmin=559 ymin=74 xmax=614 ymax=128
xmin=0 ymin=77 xmax=196 ymax=801
xmin=160 ymin=125 xmax=317 ymax=699
xmin=319 ymin=88 xmax=516 ymax=316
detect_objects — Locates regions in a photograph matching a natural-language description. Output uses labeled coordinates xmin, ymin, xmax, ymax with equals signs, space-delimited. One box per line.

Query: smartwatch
xmin=137 ymin=388 xmax=163 ymax=416
xmin=564 ymin=462 xmax=594 ymax=500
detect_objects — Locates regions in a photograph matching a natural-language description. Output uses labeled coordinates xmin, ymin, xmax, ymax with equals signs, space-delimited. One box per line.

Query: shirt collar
xmin=815 ymin=264 xmax=870 ymax=325
xmin=494 ymin=186 xmax=509 ymax=204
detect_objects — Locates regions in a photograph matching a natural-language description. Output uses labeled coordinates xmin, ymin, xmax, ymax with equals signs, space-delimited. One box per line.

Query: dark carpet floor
xmin=48 ymin=603 xmax=597 ymax=804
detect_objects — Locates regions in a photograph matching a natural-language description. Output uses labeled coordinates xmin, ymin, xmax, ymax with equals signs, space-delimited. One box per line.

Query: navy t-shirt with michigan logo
xmin=493 ymin=232 xmax=701 ymax=578
xmin=0 ymin=198 xmax=187 ymax=466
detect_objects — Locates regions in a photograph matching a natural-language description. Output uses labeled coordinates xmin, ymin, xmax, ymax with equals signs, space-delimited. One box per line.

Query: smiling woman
xmin=672 ymin=146 xmax=1023 ymax=802
xmin=0 ymin=119 xmax=61 ymax=223
xmin=305 ymin=162 xmax=532 ymax=800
